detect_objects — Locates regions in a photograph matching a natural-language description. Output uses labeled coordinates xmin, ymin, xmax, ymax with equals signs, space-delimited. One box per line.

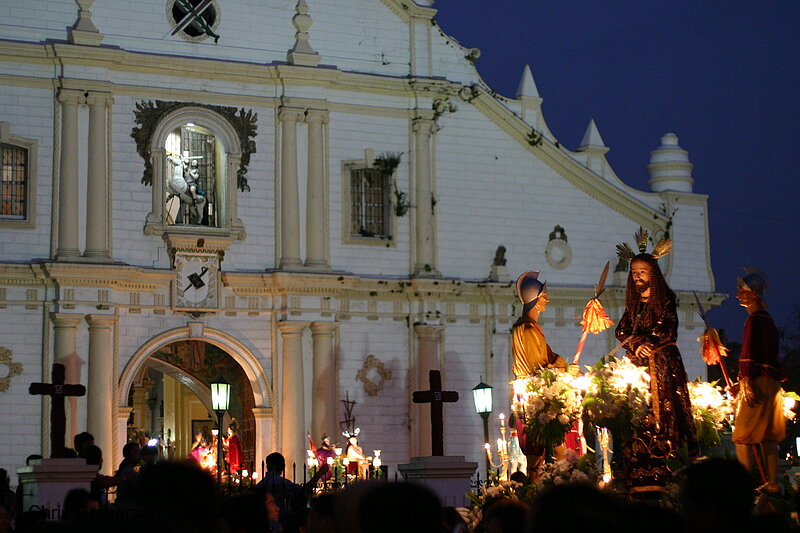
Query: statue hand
xmin=635 ymin=343 xmax=653 ymax=359
xmin=568 ymin=364 xmax=580 ymax=377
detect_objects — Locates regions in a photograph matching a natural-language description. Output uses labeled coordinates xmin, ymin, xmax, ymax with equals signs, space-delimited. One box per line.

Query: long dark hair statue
xmin=624 ymin=253 xmax=676 ymax=317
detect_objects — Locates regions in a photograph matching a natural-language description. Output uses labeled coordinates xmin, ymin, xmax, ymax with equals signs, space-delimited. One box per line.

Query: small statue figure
xmin=493 ymin=245 xmax=507 ymax=266
xmin=507 ymin=428 xmax=527 ymax=476
xmin=166 ymin=152 xmax=207 ymax=225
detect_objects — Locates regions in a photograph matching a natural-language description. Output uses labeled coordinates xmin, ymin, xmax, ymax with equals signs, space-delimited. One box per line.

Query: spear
xmin=693 ymin=291 xmax=733 ymax=389
xmin=572 ymin=261 xmax=614 ymax=366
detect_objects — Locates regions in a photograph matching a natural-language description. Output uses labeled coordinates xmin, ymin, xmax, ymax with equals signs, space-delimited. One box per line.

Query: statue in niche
xmin=166 ymin=152 xmax=207 ymax=225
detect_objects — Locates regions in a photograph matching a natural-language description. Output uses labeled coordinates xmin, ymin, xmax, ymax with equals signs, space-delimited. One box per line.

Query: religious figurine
xmin=343 ymin=430 xmax=368 ymax=479
xmin=510 ymin=270 xmax=568 ymax=472
xmin=166 ymin=152 xmax=207 ymax=225
xmin=224 ymin=419 xmax=243 ymax=476
xmin=507 ymin=428 xmax=527 ymax=476
xmin=315 ymin=434 xmax=336 ymax=480
xmin=731 ymin=267 xmax=786 ymax=494
xmin=614 ymin=227 xmax=698 ymax=494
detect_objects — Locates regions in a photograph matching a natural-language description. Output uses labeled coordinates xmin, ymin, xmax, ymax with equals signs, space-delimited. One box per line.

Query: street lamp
xmin=472 ymin=379 xmax=493 ymax=477
xmin=210 ymin=376 xmax=231 ymax=485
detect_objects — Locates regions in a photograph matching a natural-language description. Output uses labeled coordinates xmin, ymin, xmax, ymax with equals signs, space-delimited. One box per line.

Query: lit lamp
xmin=210 ymin=376 xmax=231 ymax=485
xmin=472 ymin=379 xmax=493 ymax=477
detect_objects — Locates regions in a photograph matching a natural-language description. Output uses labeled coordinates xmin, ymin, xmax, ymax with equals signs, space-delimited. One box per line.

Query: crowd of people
xmin=1 ymin=449 xmax=797 ymax=533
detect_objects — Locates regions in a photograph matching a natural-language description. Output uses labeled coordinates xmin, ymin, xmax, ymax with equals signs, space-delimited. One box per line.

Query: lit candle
xmin=499 ymin=413 xmax=506 ymax=428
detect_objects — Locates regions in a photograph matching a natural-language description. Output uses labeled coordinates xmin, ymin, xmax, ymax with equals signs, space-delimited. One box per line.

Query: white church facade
xmin=0 ymin=0 xmax=724 ymax=477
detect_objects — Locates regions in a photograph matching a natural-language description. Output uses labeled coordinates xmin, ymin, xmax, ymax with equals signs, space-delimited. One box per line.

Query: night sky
xmin=435 ymin=1 xmax=800 ymax=344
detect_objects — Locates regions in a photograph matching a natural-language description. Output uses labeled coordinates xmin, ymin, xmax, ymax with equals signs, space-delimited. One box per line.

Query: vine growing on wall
xmin=373 ymin=152 xmax=411 ymax=217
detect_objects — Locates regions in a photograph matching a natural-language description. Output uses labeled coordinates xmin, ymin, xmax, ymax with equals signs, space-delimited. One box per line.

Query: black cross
xmin=29 ymin=363 xmax=86 ymax=458
xmin=412 ymin=370 xmax=458 ymax=456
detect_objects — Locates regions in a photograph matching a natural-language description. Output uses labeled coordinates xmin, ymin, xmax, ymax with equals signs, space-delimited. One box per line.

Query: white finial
xmin=288 ymin=0 xmax=320 ymax=66
xmin=578 ymin=119 xmax=607 ymax=150
xmin=647 ymin=133 xmax=694 ymax=193
xmin=516 ymin=65 xmax=540 ymax=99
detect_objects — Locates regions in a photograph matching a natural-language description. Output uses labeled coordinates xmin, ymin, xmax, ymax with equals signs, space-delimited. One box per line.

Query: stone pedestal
xmin=488 ymin=264 xmax=510 ymax=282
xmin=17 ymin=458 xmax=98 ymax=517
xmin=397 ymin=455 xmax=477 ymax=507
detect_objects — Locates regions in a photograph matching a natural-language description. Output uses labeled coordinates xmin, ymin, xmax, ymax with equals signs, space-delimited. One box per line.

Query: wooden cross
xmin=29 ymin=363 xmax=86 ymax=458
xmin=412 ymin=370 xmax=458 ymax=456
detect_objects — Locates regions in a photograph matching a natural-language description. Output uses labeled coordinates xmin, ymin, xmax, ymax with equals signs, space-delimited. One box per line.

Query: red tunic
xmin=226 ymin=434 xmax=243 ymax=473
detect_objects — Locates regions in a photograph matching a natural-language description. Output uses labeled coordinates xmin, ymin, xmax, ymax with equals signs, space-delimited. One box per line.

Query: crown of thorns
xmin=615 ymin=226 xmax=672 ymax=261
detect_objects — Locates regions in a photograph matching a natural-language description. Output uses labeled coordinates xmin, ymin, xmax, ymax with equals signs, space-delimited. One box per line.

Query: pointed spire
xmin=578 ymin=119 xmax=607 ymax=151
xmin=516 ymin=65 xmax=540 ymax=99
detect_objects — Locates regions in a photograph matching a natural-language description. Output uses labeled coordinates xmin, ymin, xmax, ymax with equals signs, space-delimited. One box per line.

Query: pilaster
xmin=304 ymin=109 xmax=329 ymax=269
xmin=278 ymin=321 xmax=308 ymax=470
xmin=56 ymin=90 xmax=83 ymax=260
xmin=278 ymin=108 xmax=304 ymax=269
xmin=51 ymin=313 xmax=83 ymax=442
xmin=412 ymin=324 xmax=444 ymax=457
xmin=412 ymin=116 xmax=439 ymax=277
xmin=85 ymin=314 xmax=116 ymax=474
xmin=310 ymin=322 xmax=337 ymax=443
xmin=84 ymin=92 xmax=113 ymax=260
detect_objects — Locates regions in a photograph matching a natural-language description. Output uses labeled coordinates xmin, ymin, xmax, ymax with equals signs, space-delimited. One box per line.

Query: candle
xmin=499 ymin=413 xmax=506 ymax=428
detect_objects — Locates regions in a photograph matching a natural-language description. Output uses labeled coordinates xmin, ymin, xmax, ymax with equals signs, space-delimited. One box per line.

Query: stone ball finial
xmin=647 ymin=133 xmax=694 ymax=193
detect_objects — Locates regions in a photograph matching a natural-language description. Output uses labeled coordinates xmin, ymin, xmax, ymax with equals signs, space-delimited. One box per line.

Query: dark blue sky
xmin=436 ymin=1 xmax=800 ymax=344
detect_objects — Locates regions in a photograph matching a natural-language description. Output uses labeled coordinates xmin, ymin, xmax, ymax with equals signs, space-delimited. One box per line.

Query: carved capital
xmin=57 ymin=89 xmax=84 ymax=106
xmin=278 ymin=107 xmax=305 ymax=123
xmin=51 ymin=313 xmax=83 ymax=329
xmin=278 ymin=321 xmax=308 ymax=336
xmin=310 ymin=321 xmax=337 ymax=336
xmin=414 ymin=323 xmax=444 ymax=341
xmin=85 ymin=314 xmax=117 ymax=330
xmin=86 ymin=92 xmax=114 ymax=108
xmin=412 ymin=116 xmax=436 ymax=135
xmin=304 ymin=108 xmax=329 ymax=125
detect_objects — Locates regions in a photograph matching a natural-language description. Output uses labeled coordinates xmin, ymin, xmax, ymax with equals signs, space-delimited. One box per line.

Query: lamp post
xmin=210 ymin=376 xmax=231 ymax=485
xmin=472 ymin=379 xmax=493 ymax=478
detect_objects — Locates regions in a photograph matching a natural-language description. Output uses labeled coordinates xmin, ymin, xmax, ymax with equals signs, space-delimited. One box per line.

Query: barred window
xmin=350 ymin=167 xmax=391 ymax=238
xmin=1 ymin=144 xmax=27 ymax=220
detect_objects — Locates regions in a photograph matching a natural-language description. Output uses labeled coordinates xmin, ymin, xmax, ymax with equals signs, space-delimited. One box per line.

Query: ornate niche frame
xmin=132 ymin=101 xmax=257 ymax=241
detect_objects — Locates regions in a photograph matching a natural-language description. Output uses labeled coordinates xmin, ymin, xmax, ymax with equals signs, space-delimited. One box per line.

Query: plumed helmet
xmin=738 ymin=266 xmax=768 ymax=296
xmin=516 ymin=270 xmax=546 ymax=315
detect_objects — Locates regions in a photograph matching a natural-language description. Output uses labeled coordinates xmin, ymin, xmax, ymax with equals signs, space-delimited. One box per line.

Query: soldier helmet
xmin=737 ymin=266 xmax=768 ymax=296
xmin=516 ymin=270 xmax=546 ymax=316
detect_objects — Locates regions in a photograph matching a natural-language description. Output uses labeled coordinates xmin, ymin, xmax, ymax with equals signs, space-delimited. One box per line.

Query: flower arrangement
xmin=511 ymin=369 xmax=583 ymax=449
xmin=533 ymin=449 xmax=600 ymax=493
xmin=783 ymin=391 xmax=799 ymax=421
xmin=464 ymin=480 xmax=526 ymax=532
xmin=686 ymin=380 xmax=734 ymax=448
xmin=581 ymin=356 xmax=651 ymax=440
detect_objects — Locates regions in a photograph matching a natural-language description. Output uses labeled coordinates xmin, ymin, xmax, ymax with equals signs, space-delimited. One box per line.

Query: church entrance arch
xmin=118 ymin=325 xmax=273 ymax=476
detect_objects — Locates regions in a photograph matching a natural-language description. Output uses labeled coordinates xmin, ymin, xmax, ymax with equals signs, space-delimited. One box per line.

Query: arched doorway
xmin=118 ymin=325 xmax=274 ymax=477
xmin=126 ymin=341 xmax=256 ymax=473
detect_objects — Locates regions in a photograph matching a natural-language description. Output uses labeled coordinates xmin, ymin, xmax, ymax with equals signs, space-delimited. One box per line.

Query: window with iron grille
xmin=350 ymin=167 xmax=391 ymax=238
xmin=1 ymin=143 xmax=27 ymax=220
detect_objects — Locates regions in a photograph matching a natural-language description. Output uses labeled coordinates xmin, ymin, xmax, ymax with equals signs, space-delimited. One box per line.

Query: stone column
xmin=304 ymin=109 xmax=329 ymax=269
xmin=310 ymin=322 xmax=337 ymax=442
xmin=278 ymin=108 xmax=304 ymax=269
xmin=131 ymin=387 xmax=148 ymax=431
xmin=251 ymin=406 xmax=273 ymax=476
xmin=278 ymin=321 xmax=308 ymax=471
xmin=85 ymin=314 xmax=116 ymax=473
xmin=413 ymin=117 xmax=438 ymax=276
xmin=413 ymin=324 xmax=443 ymax=457
xmin=56 ymin=90 xmax=83 ymax=260
xmin=51 ymin=313 xmax=82 ymax=445
xmin=84 ymin=92 xmax=112 ymax=259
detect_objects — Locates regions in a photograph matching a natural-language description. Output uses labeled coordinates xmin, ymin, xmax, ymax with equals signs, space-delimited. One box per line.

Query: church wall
xmin=0 ymin=84 xmax=54 ymax=260
xmin=336 ymin=317 xmax=410 ymax=468
xmin=433 ymin=105 xmax=638 ymax=284
xmin=327 ymin=110 xmax=412 ymax=275
xmin=0 ymin=306 xmax=45 ymax=479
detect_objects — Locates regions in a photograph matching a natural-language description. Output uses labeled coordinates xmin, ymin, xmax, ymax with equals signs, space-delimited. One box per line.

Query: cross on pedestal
xmin=412 ymin=370 xmax=458 ymax=456
xmin=29 ymin=363 xmax=86 ymax=458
